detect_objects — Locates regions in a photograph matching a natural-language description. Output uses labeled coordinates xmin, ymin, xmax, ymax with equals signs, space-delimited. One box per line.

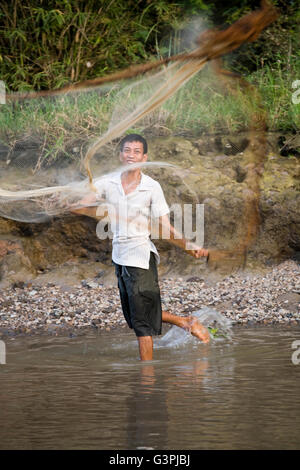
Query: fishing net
xmin=0 ymin=1 xmax=278 ymax=267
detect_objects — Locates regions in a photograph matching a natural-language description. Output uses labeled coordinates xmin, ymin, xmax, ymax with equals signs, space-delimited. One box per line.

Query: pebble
xmin=0 ymin=260 xmax=299 ymax=337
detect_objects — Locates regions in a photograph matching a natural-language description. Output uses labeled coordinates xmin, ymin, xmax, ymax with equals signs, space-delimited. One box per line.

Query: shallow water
xmin=0 ymin=321 xmax=300 ymax=450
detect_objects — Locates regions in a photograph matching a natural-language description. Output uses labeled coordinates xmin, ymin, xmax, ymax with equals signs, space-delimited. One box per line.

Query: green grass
xmin=0 ymin=87 xmax=119 ymax=159
xmin=247 ymin=62 xmax=300 ymax=132
xmin=0 ymin=61 xmax=299 ymax=163
xmin=163 ymin=69 xmax=253 ymax=134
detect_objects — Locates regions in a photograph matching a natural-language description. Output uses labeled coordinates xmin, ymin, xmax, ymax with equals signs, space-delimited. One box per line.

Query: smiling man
xmin=72 ymin=133 xmax=210 ymax=360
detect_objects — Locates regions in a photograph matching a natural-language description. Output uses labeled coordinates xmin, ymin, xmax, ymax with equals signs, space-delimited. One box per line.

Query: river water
xmin=0 ymin=321 xmax=300 ymax=450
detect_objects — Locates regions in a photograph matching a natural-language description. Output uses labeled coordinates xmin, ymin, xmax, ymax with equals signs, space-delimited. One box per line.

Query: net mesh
xmin=0 ymin=1 xmax=278 ymax=267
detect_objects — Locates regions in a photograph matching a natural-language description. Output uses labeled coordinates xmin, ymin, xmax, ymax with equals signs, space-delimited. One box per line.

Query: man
xmin=72 ymin=134 xmax=210 ymax=360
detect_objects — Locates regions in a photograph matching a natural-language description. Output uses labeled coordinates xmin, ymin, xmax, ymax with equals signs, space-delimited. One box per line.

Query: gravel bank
xmin=0 ymin=260 xmax=299 ymax=337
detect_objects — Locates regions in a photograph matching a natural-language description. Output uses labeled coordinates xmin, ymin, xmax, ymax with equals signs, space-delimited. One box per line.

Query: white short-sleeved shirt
xmin=94 ymin=172 xmax=169 ymax=269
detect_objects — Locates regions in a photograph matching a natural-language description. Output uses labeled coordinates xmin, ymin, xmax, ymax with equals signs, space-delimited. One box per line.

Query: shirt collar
xmin=138 ymin=173 xmax=153 ymax=190
xmin=108 ymin=171 xmax=153 ymax=190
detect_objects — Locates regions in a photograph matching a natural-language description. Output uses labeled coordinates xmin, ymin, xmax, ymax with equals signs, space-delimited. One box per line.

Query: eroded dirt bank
xmin=0 ymin=133 xmax=299 ymax=289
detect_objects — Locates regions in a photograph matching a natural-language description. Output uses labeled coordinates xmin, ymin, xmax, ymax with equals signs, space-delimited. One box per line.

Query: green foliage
xmin=0 ymin=0 xmax=298 ymax=92
xmin=0 ymin=0 xmax=299 ymax=154
xmin=207 ymin=326 xmax=228 ymax=339
xmin=208 ymin=327 xmax=219 ymax=337
xmin=225 ymin=1 xmax=300 ymax=73
xmin=0 ymin=0 xmax=210 ymax=92
xmin=1 ymin=55 xmax=298 ymax=160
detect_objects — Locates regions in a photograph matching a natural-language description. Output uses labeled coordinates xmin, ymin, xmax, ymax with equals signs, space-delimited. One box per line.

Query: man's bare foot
xmin=184 ymin=316 xmax=210 ymax=343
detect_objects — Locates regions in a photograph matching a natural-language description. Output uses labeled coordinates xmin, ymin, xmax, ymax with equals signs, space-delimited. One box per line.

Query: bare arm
xmin=70 ymin=193 xmax=101 ymax=219
xmin=71 ymin=206 xmax=98 ymax=218
xmin=158 ymin=214 xmax=208 ymax=258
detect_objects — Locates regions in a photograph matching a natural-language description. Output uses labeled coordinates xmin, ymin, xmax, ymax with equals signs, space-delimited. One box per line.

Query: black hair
xmin=119 ymin=133 xmax=148 ymax=154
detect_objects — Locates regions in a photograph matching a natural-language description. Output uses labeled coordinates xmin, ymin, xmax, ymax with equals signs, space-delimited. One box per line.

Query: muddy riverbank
xmin=0 ymin=132 xmax=299 ymax=337
xmin=0 ymin=133 xmax=299 ymax=290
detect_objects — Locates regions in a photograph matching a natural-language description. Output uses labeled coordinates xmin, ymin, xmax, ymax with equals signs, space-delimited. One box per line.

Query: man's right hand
xmin=184 ymin=241 xmax=209 ymax=259
xmin=186 ymin=247 xmax=209 ymax=259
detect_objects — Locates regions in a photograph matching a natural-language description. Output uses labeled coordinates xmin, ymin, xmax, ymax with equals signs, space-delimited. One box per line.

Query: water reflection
xmin=127 ymin=364 xmax=166 ymax=450
xmin=0 ymin=326 xmax=300 ymax=449
xmin=126 ymin=347 xmax=211 ymax=450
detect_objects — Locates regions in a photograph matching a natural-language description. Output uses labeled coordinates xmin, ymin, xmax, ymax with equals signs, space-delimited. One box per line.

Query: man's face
xmin=119 ymin=141 xmax=148 ymax=166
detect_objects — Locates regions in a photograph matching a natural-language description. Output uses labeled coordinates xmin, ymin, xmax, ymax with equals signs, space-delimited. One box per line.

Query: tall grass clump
xmin=0 ymin=56 xmax=299 ymax=162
